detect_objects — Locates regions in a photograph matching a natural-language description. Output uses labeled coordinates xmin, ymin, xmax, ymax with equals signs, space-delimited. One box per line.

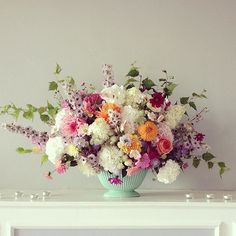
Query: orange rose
xmin=157 ymin=138 xmax=173 ymax=155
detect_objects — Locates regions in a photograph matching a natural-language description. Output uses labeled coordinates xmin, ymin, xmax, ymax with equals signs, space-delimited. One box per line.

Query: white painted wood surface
xmin=0 ymin=190 xmax=236 ymax=236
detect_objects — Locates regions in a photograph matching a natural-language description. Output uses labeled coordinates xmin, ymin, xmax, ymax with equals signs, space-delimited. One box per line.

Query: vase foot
xmin=103 ymin=190 xmax=140 ymax=198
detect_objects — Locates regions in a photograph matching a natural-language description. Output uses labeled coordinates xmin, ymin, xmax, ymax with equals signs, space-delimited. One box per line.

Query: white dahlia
xmin=45 ymin=136 xmax=65 ymax=164
xmin=88 ymin=118 xmax=112 ymax=145
xmin=156 ymin=160 xmax=181 ymax=184
xmin=77 ymin=160 xmax=97 ymax=177
xmin=101 ymin=84 xmax=126 ymax=105
xmin=54 ymin=108 xmax=68 ymax=131
xmin=98 ymin=145 xmax=127 ymax=175
xmin=125 ymin=87 xmax=144 ymax=106
xmin=164 ymin=105 xmax=186 ymax=129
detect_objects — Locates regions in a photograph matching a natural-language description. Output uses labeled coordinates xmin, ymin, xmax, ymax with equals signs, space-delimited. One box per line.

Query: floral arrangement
xmin=0 ymin=64 xmax=228 ymax=184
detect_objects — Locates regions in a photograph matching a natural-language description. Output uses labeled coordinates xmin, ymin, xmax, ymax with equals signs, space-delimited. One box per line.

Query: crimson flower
xmin=194 ymin=133 xmax=205 ymax=142
xmin=150 ymin=92 xmax=165 ymax=108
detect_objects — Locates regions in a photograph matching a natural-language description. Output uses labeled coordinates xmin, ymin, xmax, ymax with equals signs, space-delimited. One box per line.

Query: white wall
xmin=0 ymin=0 xmax=235 ymax=190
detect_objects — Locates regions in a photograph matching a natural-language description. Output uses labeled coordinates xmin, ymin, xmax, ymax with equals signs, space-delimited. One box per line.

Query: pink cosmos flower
xmin=150 ymin=92 xmax=165 ymax=108
xmin=108 ymin=177 xmax=123 ymax=185
xmin=135 ymin=153 xmax=150 ymax=169
xmin=157 ymin=138 xmax=173 ymax=155
xmin=83 ymin=93 xmax=103 ymax=117
xmin=127 ymin=166 xmax=141 ymax=176
xmin=61 ymin=115 xmax=84 ymax=137
xmin=55 ymin=160 xmax=66 ymax=174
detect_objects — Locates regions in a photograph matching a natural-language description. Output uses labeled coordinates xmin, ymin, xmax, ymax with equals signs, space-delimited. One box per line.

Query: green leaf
xmin=125 ymin=78 xmax=138 ymax=87
xmin=126 ymin=84 xmax=135 ymax=89
xmin=127 ymin=68 xmax=139 ymax=77
xmin=142 ymin=78 xmax=156 ymax=89
xmin=180 ymin=97 xmax=189 ymax=105
xmin=192 ymin=92 xmax=201 ymax=98
xmin=218 ymin=162 xmax=226 ymax=168
xmin=38 ymin=106 xmax=47 ymax=114
xmin=164 ymin=83 xmax=178 ymax=96
xmin=41 ymin=154 xmax=48 ymax=165
xmin=16 ymin=147 xmax=32 ymax=154
xmin=40 ymin=114 xmax=50 ymax=123
xmin=54 ymin=63 xmax=62 ymax=75
xmin=23 ymin=111 xmax=34 ymax=120
xmin=66 ymin=76 xmax=75 ymax=85
xmin=193 ymin=157 xmax=200 ymax=168
xmin=26 ymin=104 xmax=37 ymax=112
xmin=159 ymin=78 xmax=166 ymax=82
xmin=49 ymin=81 xmax=58 ymax=91
xmin=219 ymin=167 xmax=226 ymax=177
xmin=208 ymin=161 xmax=214 ymax=169
xmin=189 ymin=101 xmax=197 ymax=110
xmin=202 ymin=152 xmax=215 ymax=162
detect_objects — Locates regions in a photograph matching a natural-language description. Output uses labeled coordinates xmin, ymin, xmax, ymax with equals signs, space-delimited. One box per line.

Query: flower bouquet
xmin=0 ymin=64 xmax=228 ymax=197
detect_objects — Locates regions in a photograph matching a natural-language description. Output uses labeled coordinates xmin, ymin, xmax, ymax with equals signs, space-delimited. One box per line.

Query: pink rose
xmin=157 ymin=138 xmax=173 ymax=155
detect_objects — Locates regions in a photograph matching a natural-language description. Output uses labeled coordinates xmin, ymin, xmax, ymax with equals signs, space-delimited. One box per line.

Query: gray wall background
xmin=0 ymin=0 xmax=235 ymax=190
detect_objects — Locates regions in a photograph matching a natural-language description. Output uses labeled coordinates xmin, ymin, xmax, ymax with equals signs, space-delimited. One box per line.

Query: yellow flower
xmin=138 ymin=121 xmax=158 ymax=141
xmin=66 ymin=144 xmax=79 ymax=157
xmin=32 ymin=146 xmax=41 ymax=154
xmin=120 ymin=134 xmax=141 ymax=154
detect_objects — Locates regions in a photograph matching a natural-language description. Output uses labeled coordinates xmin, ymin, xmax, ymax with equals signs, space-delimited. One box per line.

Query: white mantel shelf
xmin=0 ymin=189 xmax=236 ymax=236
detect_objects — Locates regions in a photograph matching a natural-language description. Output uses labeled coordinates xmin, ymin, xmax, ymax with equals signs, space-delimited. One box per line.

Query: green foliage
xmin=180 ymin=97 xmax=189 ymax=105
xmin=202 ymin=152 xmax=215 ymax=161
xmin=142 ymin=78 xmax=156 ymax=90
xmin=189 ymin=101 xmax=197 ymax=111
xmin=127 ymin=67 xmax=139 ymax=77
xmin=41 ymin=154 xmax=48 ymax=166
xmin=16 ymin=147 xmax=32 ymax=154
xmin=164 ymin=83 xmax=178 ymax=96
xmin=193 ymin=157 xmax=200 ymax=168
xmin=49 ymin=81 xmax=58 ymax=91
xmin=207 ymin=161 xmax=214 ymax=169
xmin=159 ymin=71 xmax=177 ymax=97
xmin=54 ymin=63 xmax=62 ymax=75
xmin=124 ymin=78 xmax=138 ymax=87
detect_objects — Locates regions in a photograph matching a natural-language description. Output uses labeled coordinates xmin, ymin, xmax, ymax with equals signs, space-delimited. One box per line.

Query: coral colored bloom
xmin=157 ymin=138 xmax=173 ymax=155
xmin=61 ymin=115 xmax=84 ymax=137
xmin=97 ymin=103 xmax=121 ymax=121
xmin=194 ymin=133 xmax=205 ymax=142
xmin=138 ymin=121 xmax=158 ymax=141
xmin=136 ymin=153 xmax=150 ymax=169
xmin=150 ymin=92 xmax=165 ymax=108
xmin=55 ymin=160 xmax=66 ymax=174
xmin=127 ymin=166 xmax=141 ymax=176
xmin=108 ymin=177 xmax=123 ymax=185
xmin=83 ymin=93 xmax=103 ymax=117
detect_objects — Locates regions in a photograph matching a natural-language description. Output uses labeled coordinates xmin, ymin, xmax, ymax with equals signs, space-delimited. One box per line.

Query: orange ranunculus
xmin=138 ymin=121 xmax=158 ymax=141
xmin=96 ymin=103 xmax=121 ymax=121
xmin=120 ymin=134 xmax=141 ymax=154
xmin=157 ymin=138 xmax=173 ymax=155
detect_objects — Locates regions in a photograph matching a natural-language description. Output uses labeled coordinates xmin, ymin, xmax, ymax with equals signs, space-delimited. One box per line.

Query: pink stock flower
xmin=108 ymin=177 xmax=123 ymax=185
xmin=194 ymin=133 xmax=205 ymax=142
xmin=83 ymin=93 xmax=103 ymax=117
xmin=127 ymin=166 xmax=141 ymax=176
xmin=61 ymin=115 xmax=84 ymax=137
xmin=61 ymin=100 xmax=69 ymax=109
xmin=157 ymin=138 xmax=173 ymax=155
xmin=182 ymin=162 xmax=189 ymax=169
xmin=55 ymin=160 xmax=66 ymax=174
xmin=135 ymin=153 xmax=150 ymax=169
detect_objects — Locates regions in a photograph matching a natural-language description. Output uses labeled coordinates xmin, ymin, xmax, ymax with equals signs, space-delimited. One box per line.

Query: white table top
xmin=0 ymin=189 xmax=236 ymax=208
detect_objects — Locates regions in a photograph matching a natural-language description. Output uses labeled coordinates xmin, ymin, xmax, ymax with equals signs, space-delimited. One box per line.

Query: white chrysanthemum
xmin=101 ymin=84 xmax=126 ymax=105
xmin=78 ymin=123 xmax=89 ymax=136
xmin=98 ymin=145 xmax=127 ymax=175
xmin=121 ymin=105 xmax=145 ymax=134
xmin=88 ymin=118 xmax=112 ymax=145
xmin=77 ymin=160 xmax=97 ymax=177
xmin=164 ymin=105 xmax=186 ymax=129
xmin=125 ymin=87 xmax=144 ymax=105
xmin=55 ymin=109 xmax=68 ymax=130
xmin=156 ymin=160 xmax=181 ymax=184
xmin=45 ymin=136 xmax=65 ymax=164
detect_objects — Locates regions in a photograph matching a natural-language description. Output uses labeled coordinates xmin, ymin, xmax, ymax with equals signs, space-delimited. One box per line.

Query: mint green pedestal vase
xmin=98 ymin=170 xmax=148 ymax=198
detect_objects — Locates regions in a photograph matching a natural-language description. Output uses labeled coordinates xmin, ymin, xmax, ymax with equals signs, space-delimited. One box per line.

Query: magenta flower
xmin=108 ymin=177 xmax=123 ymax=185
xmin=150 ymin=92 xmax=165 ymax=108
xmin=194 ymin=133 xmax=205 ymax=142
xmin=136 ymin=153 xmax=151 ymax=169
xmin=83 ymin=93 xmax=103 ymax=117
